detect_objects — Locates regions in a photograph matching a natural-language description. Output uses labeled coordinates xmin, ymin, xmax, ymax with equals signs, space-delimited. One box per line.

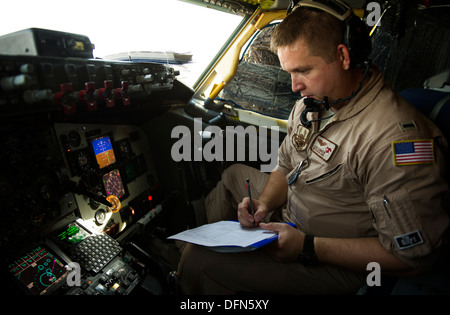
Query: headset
xmin=286 ymin=0 xmax=372 ymax=127
xmin=287 ymin=0 xmax=372 ymax=68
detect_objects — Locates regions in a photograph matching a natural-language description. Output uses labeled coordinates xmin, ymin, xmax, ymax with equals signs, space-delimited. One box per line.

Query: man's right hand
xmin=237 ymin=197 xmax=269 ymax=228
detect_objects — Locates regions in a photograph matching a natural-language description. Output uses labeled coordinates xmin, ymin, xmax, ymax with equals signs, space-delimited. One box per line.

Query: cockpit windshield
xmin=0 ymin=0 xmax=244 ymax=88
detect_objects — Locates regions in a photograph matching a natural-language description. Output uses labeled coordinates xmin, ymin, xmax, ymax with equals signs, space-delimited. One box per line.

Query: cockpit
xmin=0 ymin=0 xmax=449 ymax=301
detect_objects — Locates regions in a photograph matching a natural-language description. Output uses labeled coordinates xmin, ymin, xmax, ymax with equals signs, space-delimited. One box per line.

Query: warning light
xmin=148 ymin=195 xmax=153 ymax=202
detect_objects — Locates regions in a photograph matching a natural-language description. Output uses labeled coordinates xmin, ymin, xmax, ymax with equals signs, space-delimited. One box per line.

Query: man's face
xmin=278 ymin=39 xmax=348 ymax=103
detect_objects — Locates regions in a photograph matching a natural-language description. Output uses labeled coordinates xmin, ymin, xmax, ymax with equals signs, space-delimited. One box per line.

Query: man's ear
xmin=337 ymin=44 xmax=351 ymax=70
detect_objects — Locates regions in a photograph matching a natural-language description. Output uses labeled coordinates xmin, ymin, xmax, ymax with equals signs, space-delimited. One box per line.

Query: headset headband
xmin=287 ymin=0 xmax=352 ymax=21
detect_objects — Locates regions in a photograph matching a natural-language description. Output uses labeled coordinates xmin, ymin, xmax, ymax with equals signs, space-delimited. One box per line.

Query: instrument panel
xmin=0 ymin=27 xmax=175 ymax=294
xmin=0 ymin=53 xmax=178 ymax=119
xmin=0 ymin=118 xmax=162 ymax=295
xmin=54 ymin=122 xmax=159 ymax=233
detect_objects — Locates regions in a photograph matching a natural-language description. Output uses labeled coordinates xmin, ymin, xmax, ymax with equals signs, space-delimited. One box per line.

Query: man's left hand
xmin=260 ymin=222 xmax=304 ymax=262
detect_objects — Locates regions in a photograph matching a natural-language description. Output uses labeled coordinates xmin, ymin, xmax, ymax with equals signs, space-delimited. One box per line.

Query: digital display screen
xmin=91 ymin=135 xmax=116 ymax=169
xmin=8 ymin=245 xmax=69 ymax=295
xmin=102 ymin=169 xmax=125 ymax=199
xmin=54 ymin=222 xmax=90 ymax=248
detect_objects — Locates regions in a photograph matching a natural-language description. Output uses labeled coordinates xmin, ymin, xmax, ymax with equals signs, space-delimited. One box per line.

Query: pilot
xmin=177 ymin=0 xmax=449 ymax=294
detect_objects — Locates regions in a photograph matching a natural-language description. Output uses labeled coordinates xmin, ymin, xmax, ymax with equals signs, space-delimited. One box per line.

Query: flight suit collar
xmin=297 ymin=66 xmax=384 ymax=133
xmin=330 ymin=66 xmax=384 ymax=123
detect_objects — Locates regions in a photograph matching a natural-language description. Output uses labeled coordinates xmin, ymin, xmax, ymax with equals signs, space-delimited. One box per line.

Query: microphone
xmin=300 ymin=61 xmax=371 ymax=127
xmin=300 ymin=97 xmax=329 ymax=127
xmin=304 ymin=97 xmax=327 ymax=108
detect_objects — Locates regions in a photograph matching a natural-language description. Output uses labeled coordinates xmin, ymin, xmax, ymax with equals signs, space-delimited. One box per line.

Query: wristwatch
xmin=298 ymin=234 xmax=318 ymax=266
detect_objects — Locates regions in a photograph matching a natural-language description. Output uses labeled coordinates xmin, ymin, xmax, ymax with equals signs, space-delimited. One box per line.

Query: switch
xmin=99 ymin=274 xmax=109 ymax=285
xmin=97 ymin=80 xmax=114 ymax=108
xmin=0 ymin=74 xmax=31 ymax=91
xmin=95 ymin=283 xmax=108 ymax=294
xmin=115 ymin=81 xmax=130 ymax=106
xmin=78 ymin=81 xmax=97 ymax=111
xmin=54 ymin=83 xmax=76 ymax=115
xmin=127 ymin=271 xmax=137 ymax=281
xmin=115 ymin=285 xmax=125 ymax=295
xmin=23 ymin=89 xmax=52 ymax=104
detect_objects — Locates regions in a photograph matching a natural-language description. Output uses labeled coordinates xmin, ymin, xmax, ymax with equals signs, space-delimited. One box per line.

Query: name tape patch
xmin=394 ymin=230 xmax=424 ymax=250
xmin=311 ymin=135 xmax=338 ymax=162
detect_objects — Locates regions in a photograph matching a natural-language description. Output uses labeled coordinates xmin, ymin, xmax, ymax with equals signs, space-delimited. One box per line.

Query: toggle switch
xmin=78 ymin=82 xmax=97 ymax=111
xmin=54 ymin=83 xmax=76 ymax=115
xmin=97 ymin=80 xmax=115 ymax=108
xmin=115 ymin=81 xmax=130 ymax=106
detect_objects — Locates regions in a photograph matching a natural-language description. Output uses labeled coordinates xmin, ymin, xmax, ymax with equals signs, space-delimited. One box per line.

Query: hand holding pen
xmin=238 ymin=178 xmax=265 ymax=228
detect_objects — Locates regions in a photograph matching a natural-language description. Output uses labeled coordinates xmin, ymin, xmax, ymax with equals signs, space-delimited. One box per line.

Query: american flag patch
xmin=392 ymin=139 xmax=435 ymax=166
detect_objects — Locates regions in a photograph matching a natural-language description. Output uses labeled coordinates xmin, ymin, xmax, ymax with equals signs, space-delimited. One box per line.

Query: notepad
xmin=167 ymin=220 xmax=280 ymax=252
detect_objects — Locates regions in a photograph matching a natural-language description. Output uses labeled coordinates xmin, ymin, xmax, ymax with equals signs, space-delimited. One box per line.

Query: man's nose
xmin=291 ymin=75 xmax=305 ymax=93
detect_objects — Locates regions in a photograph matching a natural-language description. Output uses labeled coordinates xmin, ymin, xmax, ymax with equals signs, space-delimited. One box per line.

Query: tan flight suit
xmin=178 ymin=67 xmax=449 ymax=294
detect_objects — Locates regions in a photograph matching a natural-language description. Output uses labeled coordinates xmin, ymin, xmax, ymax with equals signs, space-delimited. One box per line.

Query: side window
xmin=218 ymin=24 xmax=299 ymax=120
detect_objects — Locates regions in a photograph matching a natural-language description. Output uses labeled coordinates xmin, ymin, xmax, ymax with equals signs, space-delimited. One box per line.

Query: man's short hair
xmin=270 ymin=7 xmax=344 ymax=63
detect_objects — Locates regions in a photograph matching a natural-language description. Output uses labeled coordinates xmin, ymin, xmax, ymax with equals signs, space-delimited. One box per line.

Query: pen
xmin=246 ymin=178 xmax=255 ymax=225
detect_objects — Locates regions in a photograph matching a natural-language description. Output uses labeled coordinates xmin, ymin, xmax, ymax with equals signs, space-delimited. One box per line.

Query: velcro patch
xmin=392 ymin=139 xmax=434 ymax=166
xmin=292 ymin=125 xmax=310 ymax=151
xmin=311 ymin=135 xmax=338 ymax=162
xmin=398 ymin=120 xmax=417 ymax=132
xmin=394 ymin=230 xmax=424 ymax=249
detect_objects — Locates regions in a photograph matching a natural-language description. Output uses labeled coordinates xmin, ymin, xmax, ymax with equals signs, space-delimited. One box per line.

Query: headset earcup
xmin=345 ymin=15 xmax=372 ymax=68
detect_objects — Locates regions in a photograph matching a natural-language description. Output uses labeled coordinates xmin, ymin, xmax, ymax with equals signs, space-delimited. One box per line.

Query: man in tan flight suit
xmin=177 ymin=0 xmax=449 ymax=294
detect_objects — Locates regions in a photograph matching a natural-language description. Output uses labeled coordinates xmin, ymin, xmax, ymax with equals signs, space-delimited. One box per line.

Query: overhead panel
xmin=177 ymin=0 xmax=285 ymax=16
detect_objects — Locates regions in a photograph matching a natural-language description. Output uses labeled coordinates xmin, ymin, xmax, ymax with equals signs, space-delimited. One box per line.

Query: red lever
xmin=115 ymin=81 xmax=130 ymax=106
xmin=54 ymin=83 xmax=76 ymax=115
xmin=97 ymin=80 xmax=115 ymax=108
xmin=78 ymin=82 xmax=97 ymax=111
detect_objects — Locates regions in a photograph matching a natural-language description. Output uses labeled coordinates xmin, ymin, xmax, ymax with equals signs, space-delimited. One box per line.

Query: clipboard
xmin=168 ymin=220 xmax=296 ymax=253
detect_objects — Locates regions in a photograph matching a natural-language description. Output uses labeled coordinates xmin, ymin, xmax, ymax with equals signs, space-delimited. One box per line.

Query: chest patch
xmin=292 ymin=125 xmax=311 ymax=151
xmin=311 ymin=135 xmax=338 ymax=162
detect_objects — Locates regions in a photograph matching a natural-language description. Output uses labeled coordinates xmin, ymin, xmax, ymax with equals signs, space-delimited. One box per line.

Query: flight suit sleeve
xmin=364 ymin=134 xmax=449 ymax=272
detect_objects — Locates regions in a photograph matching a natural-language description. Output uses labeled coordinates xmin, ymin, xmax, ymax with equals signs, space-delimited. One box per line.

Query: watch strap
xmin=298 ymin=234 xmax=318 ymax=266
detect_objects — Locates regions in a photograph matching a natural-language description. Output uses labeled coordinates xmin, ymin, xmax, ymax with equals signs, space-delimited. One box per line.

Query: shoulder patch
xmin=392 ymin=139 xmax=434 ymax=166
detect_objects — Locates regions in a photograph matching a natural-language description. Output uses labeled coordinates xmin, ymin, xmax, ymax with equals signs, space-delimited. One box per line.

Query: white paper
xmin=167 ymin=220 xmax=277 ymax=248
